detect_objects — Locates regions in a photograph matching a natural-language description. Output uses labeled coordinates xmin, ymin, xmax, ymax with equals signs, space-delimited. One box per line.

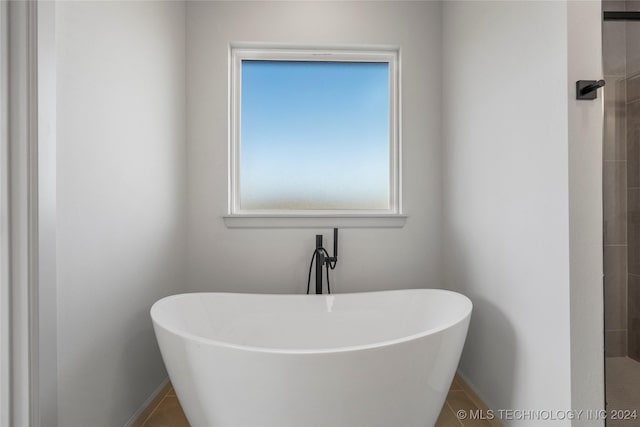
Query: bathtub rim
xmin=151 ymin=289 xmax=472 ymax=355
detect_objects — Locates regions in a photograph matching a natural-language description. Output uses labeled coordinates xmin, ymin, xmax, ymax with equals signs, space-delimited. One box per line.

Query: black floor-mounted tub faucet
xmin=307 ymin=228 xmax=338 ymax=294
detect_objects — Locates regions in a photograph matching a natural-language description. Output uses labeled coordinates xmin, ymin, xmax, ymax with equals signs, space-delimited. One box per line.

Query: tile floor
xmin=137 ymin=360 xmax=640 ymax=427
xmin=436 ymin=375 xmax=500 ymax=427
xmin=137 ymin=384 xmax=188 ymax=427
xmin=137 ymin=374 xmax=499 ymax=427
xmin=606 ymin=357 xmax=640 ymax=427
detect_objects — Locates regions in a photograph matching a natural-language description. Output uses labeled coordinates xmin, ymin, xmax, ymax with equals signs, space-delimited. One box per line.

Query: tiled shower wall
xmin=629 ymin=35 xmax=640 ymax=362
xmin=603 ymin=5 xmax=628 ymax=356
xmin=603 ymin=0 xmax=640 ymax=361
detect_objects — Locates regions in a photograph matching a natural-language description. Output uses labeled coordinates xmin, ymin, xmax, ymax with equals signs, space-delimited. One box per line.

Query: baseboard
xmin=123 ymin=377 xmax=171 ymax=427
xmin=456 ymin=371 xmax=505 ymax=427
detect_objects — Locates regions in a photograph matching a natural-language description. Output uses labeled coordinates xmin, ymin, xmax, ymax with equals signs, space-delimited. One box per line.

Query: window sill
xmin=223 ymin=214 xmax=407 ymax=229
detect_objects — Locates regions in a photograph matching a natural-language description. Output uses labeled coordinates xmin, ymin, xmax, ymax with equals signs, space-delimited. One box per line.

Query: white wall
xmin=0 ymin=3 xmax=9 ymax=425
xmin=567 ymin=2 xmax=605 ymax=422
xmin=442 ymin=1 xmax=603 ymax=425
xmin=56 ymin=2 xmax=186 ymax=426
xmin=51 ymin=1 xmax=605 ymax=425
xmin=186 ymin=1 xmax=443 ymax=294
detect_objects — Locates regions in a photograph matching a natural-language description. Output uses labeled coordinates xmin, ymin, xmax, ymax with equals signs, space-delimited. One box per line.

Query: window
xmin=228 ymin=47 xmax=402 ymax=226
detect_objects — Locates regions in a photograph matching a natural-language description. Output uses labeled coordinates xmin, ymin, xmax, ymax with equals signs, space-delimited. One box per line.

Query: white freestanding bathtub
xmin=151 ymin=289 xmax=472 ymax=427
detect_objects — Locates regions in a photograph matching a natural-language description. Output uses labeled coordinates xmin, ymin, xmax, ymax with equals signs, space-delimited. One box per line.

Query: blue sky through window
xmin=240 ymin=60 xmax=390 ymax=210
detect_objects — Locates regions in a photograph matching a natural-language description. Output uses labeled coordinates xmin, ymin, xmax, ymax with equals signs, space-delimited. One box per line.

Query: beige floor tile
xmin=446 ymin=390 xmax=493 ymax=427
xmin=450 ymin=376 xmax=464 ymax=391
xmin=141 ymin=376 xmax=500 ymax=427
xmin=141 ymin=396 xmax=189 ymax=427
xmin=435 ymin=404 xmax=464 ymax=427
xmin=462 ymin=415 xmax=494 ymax=427
xmin=447 ymin=390 xmax=479 ymax=413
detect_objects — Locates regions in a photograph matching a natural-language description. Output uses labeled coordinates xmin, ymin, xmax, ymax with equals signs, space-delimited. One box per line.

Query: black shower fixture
xmin=576 ymin=80 xmax=605 ymax=100
xmin=306 ymin=228 xmax=338 ymax=295
xmin=603 ymin=11 xmax=640 ymax=21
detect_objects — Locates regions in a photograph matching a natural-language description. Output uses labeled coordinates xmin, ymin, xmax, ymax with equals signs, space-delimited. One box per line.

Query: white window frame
xmin=225 ymin=45 xmax=405 ymax=228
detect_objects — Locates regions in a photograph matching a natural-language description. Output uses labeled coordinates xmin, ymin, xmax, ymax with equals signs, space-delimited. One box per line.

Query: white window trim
xmin=226 ymin=45 xmax=404 ymax=228
xmin=4 ymin=2 xmax=58 ymax=425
